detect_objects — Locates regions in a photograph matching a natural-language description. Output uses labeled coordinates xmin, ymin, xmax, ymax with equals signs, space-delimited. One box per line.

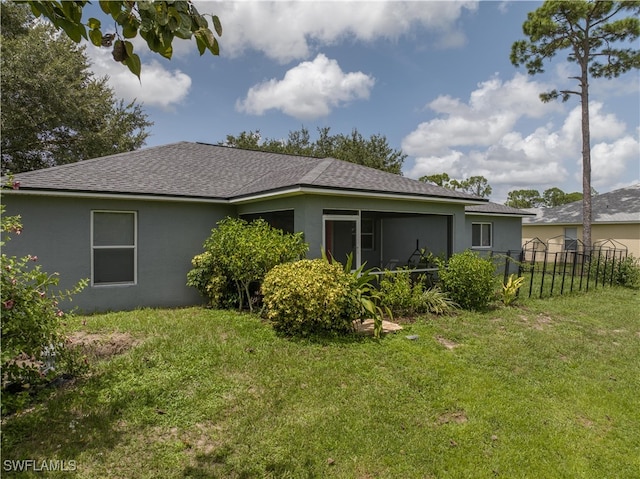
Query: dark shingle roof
xmin=523 ymin=184 xmax=640 ymax=224
xmin=8 ymin=142 xmax=485 ymax=203
xmin=465 ymin=202 xmax=535 ymax=217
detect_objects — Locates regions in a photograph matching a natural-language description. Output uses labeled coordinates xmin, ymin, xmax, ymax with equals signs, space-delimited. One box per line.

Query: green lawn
xmin=2 ymin=287 xmax=639 ymax=478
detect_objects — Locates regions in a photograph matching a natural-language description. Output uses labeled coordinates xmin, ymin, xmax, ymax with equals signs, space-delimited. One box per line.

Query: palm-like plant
xmin=322 ymin=249 xmax=392 ymax=338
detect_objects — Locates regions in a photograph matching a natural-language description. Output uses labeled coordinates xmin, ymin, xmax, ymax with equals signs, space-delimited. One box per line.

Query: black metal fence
xmin=493 ymin=237 xmax=629 ymax=299
xmin=375 ymin=237 xmax=629 ymax=300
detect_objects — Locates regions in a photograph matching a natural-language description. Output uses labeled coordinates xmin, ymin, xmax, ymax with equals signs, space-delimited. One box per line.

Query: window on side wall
xmin=564 ymin=227 xmax=578 ymax=251
xmin=92 ymin=211 xmax=137 ymax=286
xmin=472 ymin=222 xmax=492 ymax=248
xmin=361 ymin=218 xmax=375 ymax=251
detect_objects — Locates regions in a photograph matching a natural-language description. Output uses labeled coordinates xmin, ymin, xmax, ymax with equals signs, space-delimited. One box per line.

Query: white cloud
xmin=562 ymin=101 xmax=626 ymax=142
xmin=236 ymin=54 xmax=375 ymax=120
xmin=85 ymin=44 xmax=192 ymax=109
xmin=403 ymin=73 xmax=560 ymax=157
xmin=589 ymin=135 xmax=640 ymax=187
xmin=197 ymin=1 xmax=478 ymax=63
xmin=403 ymin=73 xmax=638 ymax=202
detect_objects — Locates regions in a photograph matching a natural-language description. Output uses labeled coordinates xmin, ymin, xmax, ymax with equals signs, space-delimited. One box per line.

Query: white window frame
xmin=91 ymin=210 xmax=137 ymax=286
xmin=360 ymin=218 xmax=375 ymax=251
xmin=322 ymin=213 xmax=361 ymax=270
xmin=472 ymin=222 xmax=492 ymax=249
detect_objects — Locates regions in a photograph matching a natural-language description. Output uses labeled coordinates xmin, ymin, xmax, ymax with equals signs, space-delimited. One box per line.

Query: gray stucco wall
xmin=239 ymin=193 xmax=468 ymax=266
xmin=2 ymin=194 xmax=233 ymax=312
xmin=3 ymin=190 xmax=491 ymax=313
xmin=464 ymin=214 xmax=524 ymax=253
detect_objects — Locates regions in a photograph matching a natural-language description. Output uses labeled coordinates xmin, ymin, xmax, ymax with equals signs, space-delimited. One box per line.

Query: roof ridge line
xmin=298 ymin=158 xmax=334 ymax=184
xmin=225 ymin=161 xmax=314 ymax=198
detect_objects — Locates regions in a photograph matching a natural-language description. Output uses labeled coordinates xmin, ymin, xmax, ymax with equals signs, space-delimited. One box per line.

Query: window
xmin=564 ymin=227 xmax=578 ymax=251
xmin=92 ymin=211 xmax=136 ymax=285
xmin=472 ymin=223 xmax=492 ymax=248
xmin=360 ymin=218 xmax=375 ymax=250
xmin=240 ymin=210 xmax=295 ymax=233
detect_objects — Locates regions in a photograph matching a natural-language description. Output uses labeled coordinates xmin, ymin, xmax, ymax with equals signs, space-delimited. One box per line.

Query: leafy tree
xmin=542 ymin=187 xmax=586 ymax=207
xmin=564 ymin=191 xmax=584 ymax=204
xmin=26 ymin=0 xmax=222 ymax=78
xmin=223 ymin=130 xmax=263 ymax=150
xmin=456 ymin=176 xmax=492 ymax=198
xmin=223 ymin=127 xmax=406 ymax=175
xmin=419 ymin=173 xmax=492 ymax=198
xmin=505 ymin=189 xmax=544 ymax=209
xmin=505 ymin=186 xmax=589 ymax=208
xmin=1 ymin=3 xmax=152 ymax=174
xmin=511 ymin=1 xmax=640 ymax=247
xmin=419 ymin=172 xmax=451 ymax=187
xmin=542 ymin=187 xmax=568 ymax=207
xmin=333 ymin=130 xmax=406 ymax=174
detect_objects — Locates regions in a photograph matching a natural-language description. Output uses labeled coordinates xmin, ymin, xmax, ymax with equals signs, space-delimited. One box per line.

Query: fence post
xmin=609 ymin=250 xmax=616 ymax=287
xmin=550 ymin=253 xmax=559 ymax=297
xmin=540 ymin=251 xmax=549 ymax=298
xmin=503 ymin=251 xmax=512 ymax=286
xmin=570 ymin=251 xmax=577 ymax=293
xmin=529 ymin=249 xmax=537 ymax=299
xmin=595 ymin=249 xmax=602 ymax=288
xmin=560 ymin=251 xmax=568 ymax=295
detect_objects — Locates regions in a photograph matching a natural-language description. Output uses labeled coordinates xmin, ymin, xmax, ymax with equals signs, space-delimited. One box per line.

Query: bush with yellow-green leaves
xmin=262 ymin=259 xmax=360 ymax=336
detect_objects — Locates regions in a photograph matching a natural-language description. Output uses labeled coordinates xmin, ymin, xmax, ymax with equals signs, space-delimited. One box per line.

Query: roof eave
xmin=1 ymin=188 xmax=228 ymax=204
xmin=524 ymin=219 xmax=639 ymax=225
xmin=230 ymin=185 xmax=487 ymax=205
xmin=4 ymin=184 xmax=489 ymax=207
xmin=466 ymin=211 xmax=536 ymax=218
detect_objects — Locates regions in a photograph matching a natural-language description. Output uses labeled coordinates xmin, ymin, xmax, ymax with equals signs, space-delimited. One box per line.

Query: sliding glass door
xmin=323 ymin=214 xmax=361 ymax=269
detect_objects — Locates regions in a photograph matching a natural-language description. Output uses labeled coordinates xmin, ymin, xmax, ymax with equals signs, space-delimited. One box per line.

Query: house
xmin=465 ymin=202 xmax=535 ymax=254
xmin=522 ymin=184 xmax=640 ymax=257
xmin=2 ymin=142 xmax=529 ymax=312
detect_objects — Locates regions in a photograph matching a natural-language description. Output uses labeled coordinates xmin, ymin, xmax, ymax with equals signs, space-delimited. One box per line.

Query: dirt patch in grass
xmin=435 ymin=335 xmax=459 ymax=350
xmin=68 ymin=331 xmax=139 ymax=361
xmin=436 ymin=410 xmax=468 ymax=425
xmin=576 ymin=416 xmax=594 ymax=428
xmin=519 ymin=314 xmax=553 ymax=330
xmin=148 ymin=422 xmax=225 ymax=456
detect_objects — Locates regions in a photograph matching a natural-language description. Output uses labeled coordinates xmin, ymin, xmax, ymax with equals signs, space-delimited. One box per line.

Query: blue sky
xmin=84 ymin=1 xmax=640 ymax=203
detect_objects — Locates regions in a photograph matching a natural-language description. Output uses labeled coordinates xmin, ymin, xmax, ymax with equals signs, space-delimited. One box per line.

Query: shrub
xmin=379 ymin=269 xmax=415 ymax=315
xmin=186 ymin=251 xmax=238 ymax=309
xmin=187 ymin=217 xmax=308 ymax=311
xmin=379 ymin=269 xmax=425 ymax=316
xmin=1 ymin=205 xmax=87 ymax=414
xmin=419 ymin=286 xmax=458 ymax=315
xmin=379 ymin=270 xmax=457 ymax=316
xmin=613 ymin=254 xmax=640 ymax=288
xmin=437 ymin=250 xmax=497 ymax=310
xmin=262 ymin=259 xmax=360 ymax=336
xmin=588 ymin=252 xmax=640 ymax=288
